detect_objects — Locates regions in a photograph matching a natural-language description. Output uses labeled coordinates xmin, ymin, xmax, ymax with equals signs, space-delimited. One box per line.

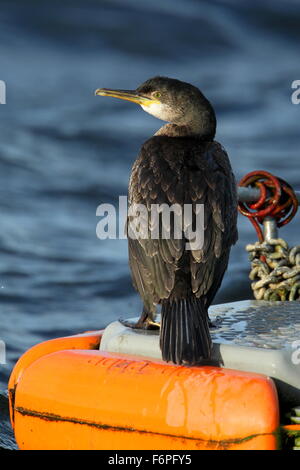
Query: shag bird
xmin=95 ymin=76 xmax=238 ymax=365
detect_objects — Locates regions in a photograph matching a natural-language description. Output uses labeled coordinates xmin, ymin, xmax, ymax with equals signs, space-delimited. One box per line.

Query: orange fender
xmin=8 ymin=330 xmax=103 ymax=428
xmin=8 ymin=332 xmax=280 ymax=450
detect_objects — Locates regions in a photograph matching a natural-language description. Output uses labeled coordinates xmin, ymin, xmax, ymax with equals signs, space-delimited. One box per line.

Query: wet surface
xmin=210 ymin=300 xmax=300 ymax=349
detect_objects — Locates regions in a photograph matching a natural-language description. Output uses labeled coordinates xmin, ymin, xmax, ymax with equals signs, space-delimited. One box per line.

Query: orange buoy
xmin=8 ymin=331 xmax=280 ymax=450
xmin=8 ymin=330 xmax=103 ymax=428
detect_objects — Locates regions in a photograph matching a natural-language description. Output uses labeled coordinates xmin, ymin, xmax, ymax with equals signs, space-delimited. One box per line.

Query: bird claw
xmin=119 ymin=317 xmax=160 ymax=330
xmin=146 ymin=319 xmax=161 ymax=330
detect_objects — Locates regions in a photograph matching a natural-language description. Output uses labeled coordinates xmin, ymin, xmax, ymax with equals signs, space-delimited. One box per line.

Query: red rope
xmin=238 ymin=171 xmax=298 ymax=242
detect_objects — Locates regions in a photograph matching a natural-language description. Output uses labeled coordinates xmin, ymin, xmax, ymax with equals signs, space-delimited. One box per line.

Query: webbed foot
xmin=119 ymin=316 xmax=160 ymax=330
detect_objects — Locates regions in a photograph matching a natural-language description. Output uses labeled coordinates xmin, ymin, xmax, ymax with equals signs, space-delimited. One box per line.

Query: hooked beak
xmin=95 ymin=88 xmax=159 ymax=107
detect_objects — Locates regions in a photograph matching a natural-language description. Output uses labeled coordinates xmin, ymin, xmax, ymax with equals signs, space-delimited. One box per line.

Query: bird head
xmin=95 ymin=76 xmax=216 ymax=137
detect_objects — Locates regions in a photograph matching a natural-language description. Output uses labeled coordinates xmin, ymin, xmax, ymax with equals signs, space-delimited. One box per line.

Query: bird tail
xmin=160 ymin=297 xmax=212 ymax=365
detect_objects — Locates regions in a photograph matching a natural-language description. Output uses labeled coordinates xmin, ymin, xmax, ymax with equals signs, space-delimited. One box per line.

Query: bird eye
xmin=153 ymin=91 xmax=162 ymax=99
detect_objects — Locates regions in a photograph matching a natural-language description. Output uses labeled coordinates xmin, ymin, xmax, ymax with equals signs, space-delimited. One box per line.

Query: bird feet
xmin=119 ymin=316 xmax=160 ymax=330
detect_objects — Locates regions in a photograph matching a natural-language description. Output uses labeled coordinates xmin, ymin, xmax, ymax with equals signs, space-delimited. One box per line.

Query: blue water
xmin=0 ymin=0 xmax=300 ymax=448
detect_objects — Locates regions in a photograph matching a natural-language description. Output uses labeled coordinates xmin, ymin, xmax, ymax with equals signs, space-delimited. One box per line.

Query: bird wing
xmin=188 ymin=141 xmax=238 ymax=304
xmin=127 ymin=137 xmax=186 ymax=310
xmin=127 ymin=137 xmax=238 ymax=311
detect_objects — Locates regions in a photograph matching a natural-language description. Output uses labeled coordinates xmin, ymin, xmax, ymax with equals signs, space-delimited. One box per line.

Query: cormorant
xmin=95 ymin=76 xmax=238 ymax=365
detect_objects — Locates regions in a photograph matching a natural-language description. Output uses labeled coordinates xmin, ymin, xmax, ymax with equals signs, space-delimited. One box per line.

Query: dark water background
xmin=0 ymin=0 xmax=300 ymax=449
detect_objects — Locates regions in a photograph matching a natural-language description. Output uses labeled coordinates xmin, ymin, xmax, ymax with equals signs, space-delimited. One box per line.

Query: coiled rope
xmin=238 ymin=171 xmax=300 ymax=301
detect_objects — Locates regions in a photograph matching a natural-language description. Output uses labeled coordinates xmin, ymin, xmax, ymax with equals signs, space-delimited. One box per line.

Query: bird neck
xmin=154 ymin=109 xmax=216 ymax=140
xmin=155 ymin=122 xmax=215 ymax=140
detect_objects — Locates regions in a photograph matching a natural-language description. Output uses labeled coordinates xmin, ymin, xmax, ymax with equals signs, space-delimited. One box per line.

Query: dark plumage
xmin=95 ymin=76 xmax=238 ymax=365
